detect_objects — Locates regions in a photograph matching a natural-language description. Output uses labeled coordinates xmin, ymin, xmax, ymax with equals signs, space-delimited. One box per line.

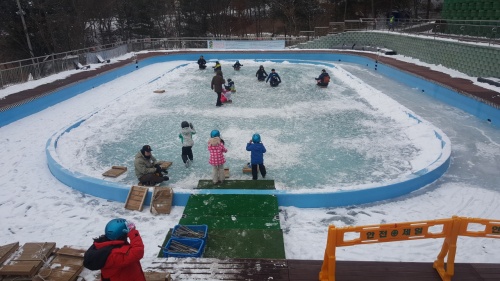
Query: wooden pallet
xmin=0 ymin=242 xmax=56 ymax=278
xmin=102 ymin=165 xmax=127 ymax=177
xmin=32 ymin=246 xmax=85 ymax=281
xmin=0 ymin=243 xmax=19 ymax=266
xmin=150 ymin=187 xmax=173 ymax=215
xmin=125 ymin=185 xmax=149 ymax=211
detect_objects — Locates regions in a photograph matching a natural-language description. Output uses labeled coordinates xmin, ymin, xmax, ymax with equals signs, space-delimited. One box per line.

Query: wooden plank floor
xmin=148 ymin=259 xmax=500 ymax=280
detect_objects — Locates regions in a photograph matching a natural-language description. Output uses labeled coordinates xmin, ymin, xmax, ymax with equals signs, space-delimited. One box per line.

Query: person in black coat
xmin=256 ymin=65 xmax=268 ymax=81
xmin=197 ymin=56 xmax=207 ymax=69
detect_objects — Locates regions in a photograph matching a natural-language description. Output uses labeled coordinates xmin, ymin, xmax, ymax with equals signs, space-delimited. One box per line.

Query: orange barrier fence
xmin=319 ymin=216 xmax=500 ymax=281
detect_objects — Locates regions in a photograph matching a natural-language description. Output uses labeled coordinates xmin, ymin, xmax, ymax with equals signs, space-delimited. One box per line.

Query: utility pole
xmin=16 ymin=0 xmax=35 ymax=60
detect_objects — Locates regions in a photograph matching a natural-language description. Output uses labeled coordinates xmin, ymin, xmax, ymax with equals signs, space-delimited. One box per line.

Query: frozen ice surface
xmin=55 ymin=60 xmax=445 ymax=191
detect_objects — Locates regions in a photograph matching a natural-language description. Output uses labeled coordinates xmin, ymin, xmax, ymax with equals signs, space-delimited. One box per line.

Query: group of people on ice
xmin=201 ymin=56 xmax=331 ymax=108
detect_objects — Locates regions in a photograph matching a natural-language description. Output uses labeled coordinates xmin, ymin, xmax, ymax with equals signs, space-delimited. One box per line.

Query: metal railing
xmin=0 ymin=37 xmax=306 ymax=89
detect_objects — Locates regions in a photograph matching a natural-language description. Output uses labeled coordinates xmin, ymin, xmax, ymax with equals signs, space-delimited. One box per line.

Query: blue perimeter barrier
xmin=38 ymin=51 xmax=461 ymax=208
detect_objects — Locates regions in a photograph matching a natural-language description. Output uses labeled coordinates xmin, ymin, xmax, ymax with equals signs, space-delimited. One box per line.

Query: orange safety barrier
xmin=319 ymin=216 xmax=500 ymax=281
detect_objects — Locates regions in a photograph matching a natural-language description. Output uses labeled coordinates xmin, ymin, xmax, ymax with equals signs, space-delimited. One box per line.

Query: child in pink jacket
xmin=208 ymin=130 xmax=227 ymax=184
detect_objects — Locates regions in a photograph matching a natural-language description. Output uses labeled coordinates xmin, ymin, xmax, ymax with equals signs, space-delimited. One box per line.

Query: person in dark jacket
xmin=246 ymin=133 xmax=267 ymax=180
xmin=233 ymin=60 xmax=243 ymax=70
xmin=134 ymin=145 xmax=168 ymax=185
xmin=315 ymin=69 xmax=330 ymax=87
xmin=256 ymin=65 xmax=268 ymax=81
xmin=211 ymin=70 xmax=226 ymax=107
xmin=266 ymin=69 xmax=281 ymax=87
xmin=213 ymin=61 xmax=222 ymax=72
xmin=83 ymin=218 xmax=146 ymax=281
xmin=197 ymin=55 xmax=207 ymax=69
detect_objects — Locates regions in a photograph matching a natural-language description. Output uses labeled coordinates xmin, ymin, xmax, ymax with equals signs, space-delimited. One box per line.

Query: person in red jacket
xmin=84 ymin=218 xmax=146 ymax=281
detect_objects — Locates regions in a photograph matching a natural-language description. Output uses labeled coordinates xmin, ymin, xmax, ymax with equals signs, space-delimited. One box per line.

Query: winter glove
xmin=189 ymin=122 xmax=194 ymax=129
xmin=123 ymin=221 xmax=136 ymax=233
xmin=220 ymin=139 xmax=225 ymax=145
xmin=154 ymin=164 xmax=162 ymax=173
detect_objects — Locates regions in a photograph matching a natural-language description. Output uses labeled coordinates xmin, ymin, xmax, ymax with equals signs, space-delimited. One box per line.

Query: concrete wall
xmin=296 ymin=31 xmax=500 ymax=78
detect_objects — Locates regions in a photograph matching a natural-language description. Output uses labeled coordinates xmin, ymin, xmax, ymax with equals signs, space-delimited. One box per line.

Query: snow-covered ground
xmin=0 ymin=50 xmax=499 ymax=280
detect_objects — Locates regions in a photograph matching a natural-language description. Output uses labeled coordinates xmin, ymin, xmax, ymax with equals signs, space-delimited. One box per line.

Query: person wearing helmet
xmin=232 ymin=60 xmax=243 ymax=70
xmin=211 ymin=70 xmax=226 ymax=107
xmin=208 ymin=130 xmax=227 ymax=184
xmin=134 ymin=145 xmax=169 ymax=186
xmin=212 ymin=61 xmax=222 ymax=72
xmin=266 ymin=69 xmax=281 ymax=87
xmin=256 ymin=65 xmax=268 ymax=81
xmin=179 ymin=121 xmax=196 ymax=167
xmin=246 ymin=133 xmax=267 ymax=180
xmin=83 ymin=219 xmax=146 ymax=281
xmin=222 ymin=78 xmax=235 ymax=103
xmin=197 ymin=55 xmax=207 ymax=69
xmin=315 ymin=69 xmax=330 ymax=87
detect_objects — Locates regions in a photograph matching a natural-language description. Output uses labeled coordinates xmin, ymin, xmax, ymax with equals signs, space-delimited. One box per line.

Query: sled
xmin=158 ymin=161 xmax=173 ymax=170
xmin=242 ymin=163 xmax=258 ymax=174
xmin=102 ymin=166 xmax=127 ymax=177
xmin=150 ymin=186 xmax=173 ymax=215
xmin=125 ymin=185 xmax=148 ymax=211
xmin=154 ymin=89 xmax=166 ymax=93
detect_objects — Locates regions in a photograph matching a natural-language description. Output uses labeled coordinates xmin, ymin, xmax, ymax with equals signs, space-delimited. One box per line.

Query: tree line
xmin=0 ymin=0 xmax=441 ymax=62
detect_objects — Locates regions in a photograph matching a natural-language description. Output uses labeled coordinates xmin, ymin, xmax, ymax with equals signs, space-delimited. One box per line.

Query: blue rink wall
xmin=35 ymin=51 xmax=464 ymax=208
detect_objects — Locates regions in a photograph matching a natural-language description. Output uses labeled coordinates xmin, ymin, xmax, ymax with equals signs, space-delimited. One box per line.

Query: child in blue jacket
xmin=246 ymin=133 xmax=267 ymax=180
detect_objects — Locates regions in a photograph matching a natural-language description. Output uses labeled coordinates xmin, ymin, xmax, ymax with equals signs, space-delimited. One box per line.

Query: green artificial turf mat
xmin=197 ymin=179 xmax=275 ymax=189
xmin=179 ymin=215 xmax=281 ymax=230
xmin=203 ymin=228 xmax=286 ymax=259
xmin=183 ymin=194 xmax=279 ymax=218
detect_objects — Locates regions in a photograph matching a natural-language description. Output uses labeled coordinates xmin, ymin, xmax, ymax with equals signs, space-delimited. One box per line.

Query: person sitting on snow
xmin=134 ymin=145 xmax=168 ymax=185
xmin=266 ymin=69 xmax=281 ymax=87
xmin=233 ymin=60 xmax=243 ymax=70
xmin=315 ymin=69 xmax=330 ymax=87
xmin=197 ymin=55 xmax=207 ymax=69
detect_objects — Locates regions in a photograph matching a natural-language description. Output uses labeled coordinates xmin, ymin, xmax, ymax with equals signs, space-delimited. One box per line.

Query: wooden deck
xmin=147 ymin=258 xmax=500 ymax=281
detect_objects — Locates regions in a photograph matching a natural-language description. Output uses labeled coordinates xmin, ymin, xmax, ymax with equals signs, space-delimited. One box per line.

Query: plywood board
xmin=224 ymin=168 xmax=230 ymax=178
xmin=17 ymin=242 xmax=56 ymax=261
xmin=125 ymin=185 xmax=148 ymax=211
xmin=56 ymin=246 xmax=85 ymax=258
xmin=0 ymin=242 xmax=19 ymax=265
xmin=150 ymin=187 xmax=173 ymax=215
xmin=0 ymin=261 xmax=41 ymax=277
xmin=102 ymin=166 xmax=127 ymax=177
xmin=158 ymin=161 xmax=172 ymax=170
